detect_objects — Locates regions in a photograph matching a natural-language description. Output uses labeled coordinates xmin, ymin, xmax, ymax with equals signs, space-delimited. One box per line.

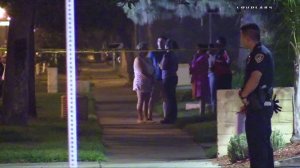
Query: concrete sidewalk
xmin=0 ymin=162 xmax=99 ymax=168
xmin=0 ymin=160 xmax=218 ymax=168
xmin=93 ymin=64 xmax=219 ymax=167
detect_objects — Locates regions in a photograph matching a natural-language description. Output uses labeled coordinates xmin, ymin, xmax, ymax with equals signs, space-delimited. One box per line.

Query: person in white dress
xmin=133 ymin=42 xmax=154 ymax=123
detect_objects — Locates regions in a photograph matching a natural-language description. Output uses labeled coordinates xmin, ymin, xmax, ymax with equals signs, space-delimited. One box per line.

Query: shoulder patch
xmin=254 ymin=53 xmax=264 ymax=63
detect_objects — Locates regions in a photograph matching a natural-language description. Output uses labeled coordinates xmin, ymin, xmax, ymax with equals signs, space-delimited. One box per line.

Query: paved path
xmin=91 ymin=64 xmax=219 ymax=167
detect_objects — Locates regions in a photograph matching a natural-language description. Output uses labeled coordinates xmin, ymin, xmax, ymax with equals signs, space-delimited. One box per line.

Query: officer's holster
xmin=247 ymin=85 xmax=273 ymax=111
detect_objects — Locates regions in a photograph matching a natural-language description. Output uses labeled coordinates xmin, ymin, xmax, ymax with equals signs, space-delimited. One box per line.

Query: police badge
xmin=255 ymin=53 xmax=264 ymax=63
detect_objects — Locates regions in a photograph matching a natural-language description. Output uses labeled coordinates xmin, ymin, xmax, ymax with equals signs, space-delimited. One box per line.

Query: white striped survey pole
xmin=65 ymin=0 xmax=78 ymax=167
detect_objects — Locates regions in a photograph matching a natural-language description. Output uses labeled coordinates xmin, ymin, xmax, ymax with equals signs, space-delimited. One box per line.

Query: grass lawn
xmin=0 ymin=92 xmax=105 ymax=163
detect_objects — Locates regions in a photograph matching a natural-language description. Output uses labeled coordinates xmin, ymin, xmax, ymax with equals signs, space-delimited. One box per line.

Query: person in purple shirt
xmin=160 ymin=39 xmax=179 ymax=124
xmin=189 ymin=44 xmax=210 ymax=117
xmin=148 ymin=36 xmax=167 ymax=121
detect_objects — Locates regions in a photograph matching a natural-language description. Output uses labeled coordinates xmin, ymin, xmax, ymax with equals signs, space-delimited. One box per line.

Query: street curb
xmin=0 ymin=162 xmax=100 ymax=168
xmin=276 ymin=155 xmax=300 ymax=167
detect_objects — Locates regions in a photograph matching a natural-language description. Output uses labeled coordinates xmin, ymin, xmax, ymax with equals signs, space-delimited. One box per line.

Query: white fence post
xmin=65 ymin=0 xmax=78 ymax=167
xmin=47 ymin=67 xmax=58 ymax=93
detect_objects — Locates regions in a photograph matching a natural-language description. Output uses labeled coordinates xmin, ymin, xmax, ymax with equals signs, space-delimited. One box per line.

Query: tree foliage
xmin=278 ymin=0 xmax=300 ymax=142
xmin=121 ymin=0 xmax=240 ymax=25
xmin=33 ymin=0 xmax=133 ymax=49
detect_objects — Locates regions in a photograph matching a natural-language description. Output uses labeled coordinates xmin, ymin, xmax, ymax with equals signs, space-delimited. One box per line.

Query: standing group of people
xmin=133 ymin=35 xmax=233 ymax=124
xmin=132 ymin=23 xmax=278 ymax=167
xmin=133 ymin=36 xmax=179 ymax=124
xmin=189 ymin=37 xmax=232 ymax=115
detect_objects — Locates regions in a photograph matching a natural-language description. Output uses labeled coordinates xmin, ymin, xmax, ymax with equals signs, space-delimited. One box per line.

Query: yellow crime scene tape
xmin=0 ymin=47 xmax=219 ymax=56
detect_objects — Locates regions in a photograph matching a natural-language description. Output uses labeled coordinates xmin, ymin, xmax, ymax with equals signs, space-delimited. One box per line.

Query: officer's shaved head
xmin=240 ymin=23 xmax=260 ymax=42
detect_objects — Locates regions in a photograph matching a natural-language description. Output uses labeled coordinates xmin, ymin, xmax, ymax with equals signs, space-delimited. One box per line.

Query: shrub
xmin=227 ymin=133 xmax=248 ymax=163
xmin=271 ymin=130 xmax=286 ymax=151
xmin=227 ymin=130 xmax=286 ymax=163
xmin=205 ymin=145 xmax=218 ymax=158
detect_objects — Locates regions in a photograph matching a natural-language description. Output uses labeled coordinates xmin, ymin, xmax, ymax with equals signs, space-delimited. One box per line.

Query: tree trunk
xmin=291 ymin=0 xmax=300 ymax=143
xmin=1 ymin=0 xmax=36 ymax=125
xmin=28 ymin=2 xmax=37 ymax=118
xmin=291 ymin=43 xmax=300 ymax=143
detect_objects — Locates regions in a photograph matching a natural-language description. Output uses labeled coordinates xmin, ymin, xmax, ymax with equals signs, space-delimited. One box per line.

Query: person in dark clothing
xmin=148 ymin=36 xmax=167 ymax=120
xmin=214 ymin=37 xmax=232 ymax=89
xmin=239 ymin=23 xmax=275 ymax=168
xmin=160 ymin=39 xmax=179 ymax=124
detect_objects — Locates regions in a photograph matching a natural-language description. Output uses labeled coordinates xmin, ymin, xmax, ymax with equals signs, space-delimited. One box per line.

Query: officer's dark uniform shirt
xmin=243 ymin=42 xmax=274 ymax=96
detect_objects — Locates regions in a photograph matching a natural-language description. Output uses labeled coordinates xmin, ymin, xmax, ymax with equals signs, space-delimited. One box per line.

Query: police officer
xmin=239 ymin=23 xmax=275 ymax=168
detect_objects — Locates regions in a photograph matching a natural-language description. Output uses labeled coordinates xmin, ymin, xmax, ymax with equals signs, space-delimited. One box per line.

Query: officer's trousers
xmin=245 ymin=106 xmax=274 ymax=168
xmin=162 ymin=76 xmax=178 ymax=122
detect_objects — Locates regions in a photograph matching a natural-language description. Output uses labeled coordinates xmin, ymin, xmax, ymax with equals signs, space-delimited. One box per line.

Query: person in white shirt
xmin=207 ymin=44 xmax=217 ymax=112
